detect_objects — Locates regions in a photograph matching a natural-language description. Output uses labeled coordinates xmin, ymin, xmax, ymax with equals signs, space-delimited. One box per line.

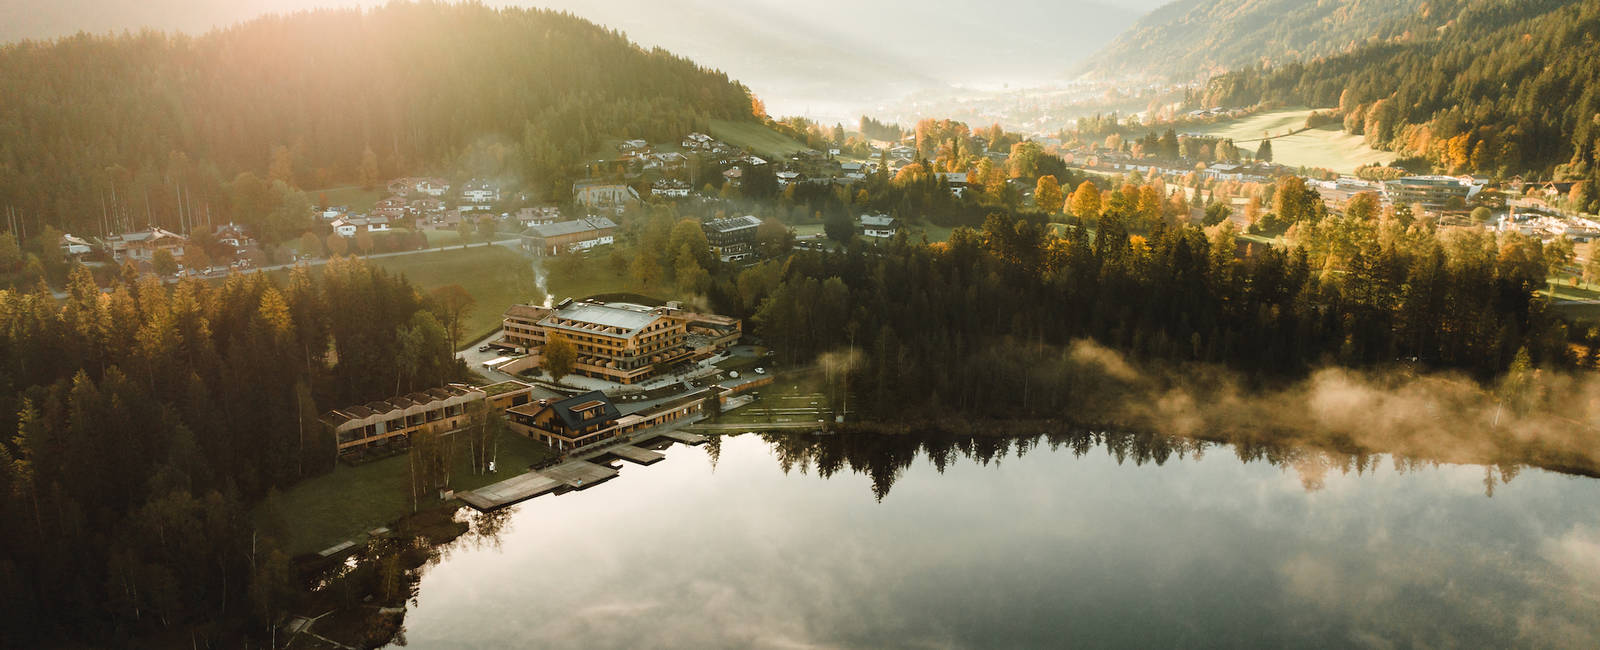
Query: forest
xmin=0 ymin=2 xmax=756 ymax=243
xmin=0 ymin=257 xmax=463 ymax=646
xmin=733 ymin=206 xmax=1566 ymax=421
xmin=1196 ymin=0 xmax=1600 ymax=207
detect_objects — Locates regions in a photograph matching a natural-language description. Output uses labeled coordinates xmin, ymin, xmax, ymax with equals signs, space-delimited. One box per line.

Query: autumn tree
xmin=1069 ymin=181 xmax=1101 ymax=220
xmin=542 ymin=335 xmax=577 ymax=383
xmin=325 ymin=233 xmax=349 ymax=257
xmin=1035 ymin=175 xmax=1064 ymax=214
xmin=428 ymin=284 xmax=476 ymax=351
xmin=152 ymin=249 xmax=179 ymax=276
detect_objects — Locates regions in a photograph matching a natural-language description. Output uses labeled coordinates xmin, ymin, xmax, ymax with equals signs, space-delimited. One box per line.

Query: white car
xmin=754 ymin=367 xmax=766 ymax=375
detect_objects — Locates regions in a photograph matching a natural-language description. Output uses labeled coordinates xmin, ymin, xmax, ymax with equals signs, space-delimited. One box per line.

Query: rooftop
xmin=704 ymin=215 xmax=762 ymax=233
xmin=541 ymin=301 xmax=664 ymax=338
xmin=524 ymin=216 xmax=618 ymax=239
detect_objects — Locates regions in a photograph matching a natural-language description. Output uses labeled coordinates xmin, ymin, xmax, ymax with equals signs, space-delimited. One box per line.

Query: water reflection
xmin=393 ymin=432 xmax=1600 ymax=648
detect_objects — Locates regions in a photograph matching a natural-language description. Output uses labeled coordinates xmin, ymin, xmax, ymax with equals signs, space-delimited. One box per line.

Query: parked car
xmin=477 ymin=345 xmax=493 ymax=352
xmin=754 ymin=367 xmax=766 ymax=375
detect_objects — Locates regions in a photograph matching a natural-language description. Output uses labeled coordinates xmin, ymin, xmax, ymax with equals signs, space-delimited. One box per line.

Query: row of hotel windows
xmin=337 ymin=404 xmax=466 ymax=444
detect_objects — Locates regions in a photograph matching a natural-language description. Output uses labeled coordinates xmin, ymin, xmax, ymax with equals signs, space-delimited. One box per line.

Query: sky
xmin=0 ymin=0 xmax=1177 ymax=119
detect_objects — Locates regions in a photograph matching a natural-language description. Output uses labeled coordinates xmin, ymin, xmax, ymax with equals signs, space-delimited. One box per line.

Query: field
xmin=255 ymin=432 xmax=556 ymax=555
xmin=710 ymin=119 xmax=811 ymax=157
xmin=1185 ymin=108 xmax=1395 ymax=175
xmin=367 ymin=245 xmax=540 ymax=344
xmin=309 ymin=185 xmax=387 ymax=212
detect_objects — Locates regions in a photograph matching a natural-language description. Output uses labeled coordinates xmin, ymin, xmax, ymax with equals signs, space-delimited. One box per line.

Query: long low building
xmin=521 ymin=216 xmax=618 ymax=256
xmin=319 ymin=381 xmax=535 ymax=455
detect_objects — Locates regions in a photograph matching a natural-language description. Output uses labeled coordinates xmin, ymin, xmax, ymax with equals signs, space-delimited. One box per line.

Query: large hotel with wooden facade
xmin=502 ymin=298 xmax=741 ymax=385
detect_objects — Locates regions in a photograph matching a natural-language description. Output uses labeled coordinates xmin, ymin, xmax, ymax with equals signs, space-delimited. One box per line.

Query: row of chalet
xmin=321 ymin=376 xmax=715 ymax=458
xmin=319 ymin=381 xmax=538 ymax=456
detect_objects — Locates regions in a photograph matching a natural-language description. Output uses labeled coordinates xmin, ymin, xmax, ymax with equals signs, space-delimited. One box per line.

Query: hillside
xmin=0 ymin=3 xmax=755 ymax=242
xmin=1083 ymin=0 xmax=1443 ymax=82
xmin=1196 ymin=0 xmax=1599 ymax=204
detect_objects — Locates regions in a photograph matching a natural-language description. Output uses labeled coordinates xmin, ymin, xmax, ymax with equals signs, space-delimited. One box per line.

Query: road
xmin=51 ymin=237 xmax=526 ymax=299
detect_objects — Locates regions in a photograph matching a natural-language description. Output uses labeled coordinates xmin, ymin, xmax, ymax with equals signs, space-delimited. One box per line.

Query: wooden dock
xmin=656 ymin=430 xmax=709 ymax=444
xmin=457 ymin=471 xmax=564 ymax=510
xmin=606 ymin=444 xmax=665 ymax=465
xmin=540 ymin=459 xmax=619 ymax=488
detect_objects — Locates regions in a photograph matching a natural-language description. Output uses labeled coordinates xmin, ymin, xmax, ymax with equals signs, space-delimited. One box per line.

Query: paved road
xmin=51 ymin=237 xmax=526 ymax=299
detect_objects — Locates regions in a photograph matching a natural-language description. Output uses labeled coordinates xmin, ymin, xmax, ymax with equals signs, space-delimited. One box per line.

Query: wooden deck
xmin=606 ymin=444 xmax=666 ymax=465
xmin=655 ymin=430 xmax=710 ymax=444
xmin=457 ymin=471 xmax=564 ymax=510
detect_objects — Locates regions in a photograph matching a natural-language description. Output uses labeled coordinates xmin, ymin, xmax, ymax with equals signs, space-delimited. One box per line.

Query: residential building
xmin=1383 ymin=176 xmax=1472 ymax=211
xmin=213 ymin=223 xmax=255 ymax=249
xmin=415 ymin=178 xmax=450 ymax=197
xmin=500 ymin=298 xmax=742 ymax=385
xmin=60 ymin=234 xmax=93 ymax=260
xmin=460 ymin=180 xmax=501 ymax=208
xmin=860 ymin=214 xmax=899 ymax=238
xmin=573 ymin=180 xmax=640 ymax=209
xmin=318 ymin=381 xmax=535 ymax=456
xmin=652 ymin=178 xmax=691 ymax=198
xmin=108 ymin=227 xmax=187 ymax=262
xmin=702 ymin=215 xmax=762 ymax=262
xmin=515 ymin=206 xmax=562 ymax=228
xmin=520 ymin=216 xmax=618 ymax=256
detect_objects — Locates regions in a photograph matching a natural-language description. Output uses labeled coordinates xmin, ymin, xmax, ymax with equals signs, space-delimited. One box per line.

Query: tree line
xmin=735 ymin=208 xmax=1564 ymax=421
xmin=0 ymin=257 xmax=463 ymax=646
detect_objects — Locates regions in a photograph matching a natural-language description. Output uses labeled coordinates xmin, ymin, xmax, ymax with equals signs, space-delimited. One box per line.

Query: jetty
xmin=458 ymin=423 xmax=711 ymax=511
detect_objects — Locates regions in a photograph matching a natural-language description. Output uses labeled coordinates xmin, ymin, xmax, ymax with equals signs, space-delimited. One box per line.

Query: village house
xmin=212 ymin=222 xmax=255 ymax=250
xmin=415 ymin=178 xmax=450 ymax=197
xmin=652 ymin=178 xmax=692 ymax=198
xmin=520 ymin=216 xmax=618 ymax=256
xmin=573 ymin=180 xmax=641 ymax=209
xmin=702 ymin=215 xmax=762 ymax=262
xmin=319 ymin=381 xmax=535 ymax=457
xmin=514 ymin=206 xmax=562 ymax=228
xmin=459 ymin=180 xmax=501 ymax=210
xmin=108 ymin=227 xmax=188 ymax=263
xmin=500 ymin=298 xmax=742 ymax=385
xmin=60 ymin=234 xmax=93 ymax=260
xmin=860 ymin=214 xmax=899 ymax=239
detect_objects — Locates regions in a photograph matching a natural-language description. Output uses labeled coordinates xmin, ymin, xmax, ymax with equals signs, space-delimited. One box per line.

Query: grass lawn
xmin=907 ymin=223 xmax=955 ymax=243
xmin=420 ymin=229 xmax=467 ymax=248
xmin=367 ymin=246 xmax=540 ymax=345
xmin=791 ymin=223 xmax=826 ymax=238
xmin=710 ymin=119 xmax=810 ymax=157
xmin=310 ymin=185 xmax=388 ymax=213
xmin=543 ymin=255 xmax=697 ymax=306
xmin=1183 ymin=108 xmax=1395 ymax=175
xmin=256 ymin=432 xmax=557 ymax=555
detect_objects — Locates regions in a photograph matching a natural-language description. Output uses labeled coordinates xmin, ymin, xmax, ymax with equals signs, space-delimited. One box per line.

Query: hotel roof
xmin=540 ymin=301 xmax=663 ymax=338
xmin=524 ymin=216 xmax=617 ymax=239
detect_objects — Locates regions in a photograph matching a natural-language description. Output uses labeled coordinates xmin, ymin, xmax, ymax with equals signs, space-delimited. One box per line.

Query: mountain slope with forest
xmin=1197 ymin=0 xmax=1600 ymax=205
xmin=0 ymin=2 xmax=755 ymax=242
xmin=1083 ymin=0 xmax=1449 ymax=82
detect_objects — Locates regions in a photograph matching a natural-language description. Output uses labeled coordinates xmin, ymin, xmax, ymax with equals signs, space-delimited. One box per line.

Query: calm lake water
xmin=393 ymin=433 xmax=1600 ymax=648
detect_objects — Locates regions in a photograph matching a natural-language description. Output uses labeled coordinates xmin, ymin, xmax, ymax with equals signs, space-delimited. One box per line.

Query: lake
xmin=392 ymin=432 xmax=1600 ymax=648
